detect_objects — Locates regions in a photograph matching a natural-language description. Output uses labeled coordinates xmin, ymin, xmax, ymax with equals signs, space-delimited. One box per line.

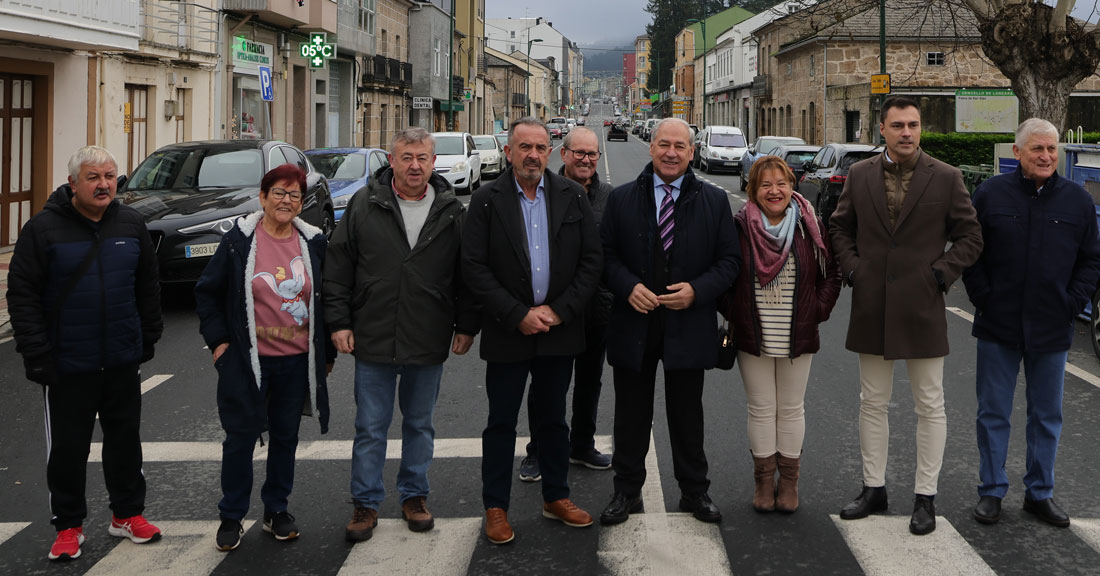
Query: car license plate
xmin=184 ymin=242 xmax=220 ymax=258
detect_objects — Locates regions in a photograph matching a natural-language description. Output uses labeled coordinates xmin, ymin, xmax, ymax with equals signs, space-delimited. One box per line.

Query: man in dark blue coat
xmin=599 ymin=118 xmax=741 ymax=525
xmin=963 ymin=118 xmax=1100 ymax=528
xmin=8 ymin=146 xmax=163 ymax=561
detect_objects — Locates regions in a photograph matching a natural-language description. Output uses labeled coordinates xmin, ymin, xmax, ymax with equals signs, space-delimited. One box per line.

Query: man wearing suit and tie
xmin=462 ymin=117 xmax=603 ymax=545
xmin=830 ymin=96 xmax=983 ymax=535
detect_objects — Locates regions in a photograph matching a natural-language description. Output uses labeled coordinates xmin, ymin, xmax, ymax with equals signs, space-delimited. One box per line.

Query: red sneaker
xmin=48 ymin=527 xmax=84 ymax=561
xmin=109 ymin=515 xmax=162 ymax=543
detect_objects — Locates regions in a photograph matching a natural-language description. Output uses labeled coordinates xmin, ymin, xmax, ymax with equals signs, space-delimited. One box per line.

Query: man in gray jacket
xmin=324 ymin=127 xmax=477 ymax=543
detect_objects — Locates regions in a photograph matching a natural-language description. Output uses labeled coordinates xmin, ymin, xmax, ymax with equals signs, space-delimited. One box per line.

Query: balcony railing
xmin=401 ymin=62 xmax=413 ymax=88
xmin=387 ymin=58 xmax=401 ymax=85
xmin=140 ymin=1 xmax=219 ymax=57
xmin=751 ymin=74 xmax=771 ymax=98
xmin=511 ymin=93 xmax=528 ymax=107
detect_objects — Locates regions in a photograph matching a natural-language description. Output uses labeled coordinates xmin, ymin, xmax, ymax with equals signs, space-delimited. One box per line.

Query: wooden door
xmin=0 ymin=74 xmax=34 ymax=247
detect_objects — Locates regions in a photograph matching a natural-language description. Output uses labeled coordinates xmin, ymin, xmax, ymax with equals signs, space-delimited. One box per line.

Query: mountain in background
xmin=581 ymin=43 xmax=634 ymax=72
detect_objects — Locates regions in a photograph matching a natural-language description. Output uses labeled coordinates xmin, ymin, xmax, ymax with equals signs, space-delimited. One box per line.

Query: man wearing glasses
xmin=518 ymin=127 xmax=614 ymax=483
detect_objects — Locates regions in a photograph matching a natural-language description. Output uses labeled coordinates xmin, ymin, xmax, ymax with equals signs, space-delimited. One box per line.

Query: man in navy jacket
xmin=8 ymin=146 xmax=163 ymax=561
xmin=963 ymin=118 xmax=1100 ymax=528
xmin=599 ymin=118 xmax=741 ymax=525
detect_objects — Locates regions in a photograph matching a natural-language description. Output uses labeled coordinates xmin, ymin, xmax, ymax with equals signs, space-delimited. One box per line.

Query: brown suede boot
xmin=775 ymin=454 xmax=801 ymax=513
xmin=752 ymin=453 xmax=777 ymax=513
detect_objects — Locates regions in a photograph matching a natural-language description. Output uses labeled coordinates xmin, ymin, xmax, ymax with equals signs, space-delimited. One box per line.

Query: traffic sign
xmin=871 ymin=73 xmax=891 ymax=95
xmin=413 ymin=97 xmax=432 ymax=110
xmin=258 ymin=66 xmax=274 ymax=102
xmin=300 ymin=32 xmax=336 ymax=69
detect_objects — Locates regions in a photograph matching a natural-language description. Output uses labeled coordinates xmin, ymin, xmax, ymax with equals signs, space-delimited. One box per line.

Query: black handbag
xmin=716 ymin=319 xmax=737 ymax=370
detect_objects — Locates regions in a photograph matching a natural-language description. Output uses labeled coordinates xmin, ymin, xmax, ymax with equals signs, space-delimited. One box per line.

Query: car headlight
xmin=179 ymin=215 xmax=239 ymax=235
xmin=709 ymin=150 xmax=722 ymax=159
xmin=452 ymin=161 xmax=467 ymax=172
xmin=332 ymin=194 xmax=351 ymax=209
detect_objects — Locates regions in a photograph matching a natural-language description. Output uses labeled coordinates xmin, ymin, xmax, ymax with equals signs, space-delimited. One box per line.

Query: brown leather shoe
xmin=542 ymin=498 xmax=594 ymax=527
xmin=484 ymin=508 xmax=514 ymax=544
xmin=775 ymin=454 xmax=800 ymax=513
xmin=401 ymin=496 xmax=435 ymax=532
xmin=752 ymin=453 xmax=777 ymax=513
xmin=346 ymin=506 xmax=378 ymax=542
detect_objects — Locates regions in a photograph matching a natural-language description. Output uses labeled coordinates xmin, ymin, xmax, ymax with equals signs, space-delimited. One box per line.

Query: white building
xmin=486 ymin=17 xmax=582 ymax=113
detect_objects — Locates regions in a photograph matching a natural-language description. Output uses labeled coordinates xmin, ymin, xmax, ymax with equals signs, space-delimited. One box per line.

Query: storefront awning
xmin=440 ymin=101 xmax=465 ymax=112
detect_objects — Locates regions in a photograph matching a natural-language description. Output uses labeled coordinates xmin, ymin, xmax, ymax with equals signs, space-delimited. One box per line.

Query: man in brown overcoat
xmin=829 ymin=96 xmax=983 ymax=536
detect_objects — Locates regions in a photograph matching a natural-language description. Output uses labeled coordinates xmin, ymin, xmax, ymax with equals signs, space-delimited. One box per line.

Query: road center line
xmin=946 ymin=306 xmax=1100 ymax=389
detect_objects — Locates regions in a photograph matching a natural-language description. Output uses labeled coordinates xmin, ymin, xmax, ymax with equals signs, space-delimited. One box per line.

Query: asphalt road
xmin=3 ymin=106 xmax=1100 ymax=575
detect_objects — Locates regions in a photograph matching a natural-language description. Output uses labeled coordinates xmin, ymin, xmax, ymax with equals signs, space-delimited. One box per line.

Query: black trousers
xmin=482 ymin=356 xmax=574 ymax=509
xmin=44 ymin=364 xmax=146 ymax=530
xmin=611 ymin=321 xmax=709 ymax=497
xmin=526 ymin=316 xmax=608 ymax=457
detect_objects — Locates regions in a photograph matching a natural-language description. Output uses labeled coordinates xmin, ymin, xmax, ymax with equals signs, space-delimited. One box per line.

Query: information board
xmin=956 ymin=89 xmax=1018 ymax=133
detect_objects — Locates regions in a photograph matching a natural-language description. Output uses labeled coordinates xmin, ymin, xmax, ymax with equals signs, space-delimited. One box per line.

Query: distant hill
xmin=581 ymin=45 xmax=634 ymax=72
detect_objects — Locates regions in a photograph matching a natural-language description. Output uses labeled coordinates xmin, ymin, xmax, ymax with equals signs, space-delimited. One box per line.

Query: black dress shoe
xmin=1023 ymin=497 xmax=1070 ymax=527
xmin=909 ymin=495 xmax=936 ymax=535
xmin=973 ymin=495 xmax=1002 ymax=525
xmin=600 ymin=492 xmax=643 ymax=525
xmin=679 ymin=492 xmax=722 ymax=523
xmin=839 ymin=485 xmax=888 ymax=520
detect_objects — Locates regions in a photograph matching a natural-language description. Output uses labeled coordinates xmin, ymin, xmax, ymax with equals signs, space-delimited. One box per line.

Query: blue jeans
xmin=351 ymin=360 xmax=443 ymax=509
xmin=976 ymin=338 xmax=1066 ymax=500
xmin=219 ymin=353 xmax=308 ymax=521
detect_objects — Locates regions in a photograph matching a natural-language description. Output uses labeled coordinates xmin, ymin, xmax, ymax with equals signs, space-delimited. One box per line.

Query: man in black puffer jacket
xmin=7 ymin=146 xmax=163 ymax=561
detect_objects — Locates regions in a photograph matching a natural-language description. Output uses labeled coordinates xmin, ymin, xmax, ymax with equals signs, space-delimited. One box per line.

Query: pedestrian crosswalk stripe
xmin=598 ymin=432 xmax=733 ymax=575
xmin=830 ymin=514 xmax=996 ymax=576
xmin=82 ymin=520 xmax=255 ymax=576
xmin=88 ymin=436 xmax=613 ymax=463
xmin=0 ymin=522 xmax=29 ymax=547
xmin=140 ymin=374 xmax=173 ymax=395
xmin=338 ymin=517 xmax=480 ymax=576
xmin=1070 ymin=518 xmax=1100 ymax=554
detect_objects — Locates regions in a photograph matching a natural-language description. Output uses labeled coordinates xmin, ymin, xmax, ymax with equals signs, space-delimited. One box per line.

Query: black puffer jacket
xmin=8 ymin=184 xmax=162 ymax=375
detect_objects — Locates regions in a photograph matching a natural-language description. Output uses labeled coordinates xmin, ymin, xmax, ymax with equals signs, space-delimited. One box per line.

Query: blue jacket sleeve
xmin=194 ymin=234 xmax=235 ymax=352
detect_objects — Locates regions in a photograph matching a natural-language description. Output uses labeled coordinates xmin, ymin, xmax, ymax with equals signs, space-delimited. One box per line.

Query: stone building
xmin=485 ymin=48 xmax=531 ymax=127
xmin=751 ymin=0 xmax=1100 ymax=145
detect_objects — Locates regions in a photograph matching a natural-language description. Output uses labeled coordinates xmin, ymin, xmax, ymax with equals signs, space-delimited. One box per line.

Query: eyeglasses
xmin=565 ymin=147 xmax=601 ymax=161
xmin=268 ymin=187 xmax=303 ymax=202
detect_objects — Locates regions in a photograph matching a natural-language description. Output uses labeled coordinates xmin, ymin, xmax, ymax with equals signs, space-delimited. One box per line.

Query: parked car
xmin=577 ymin=117 xmax=586 ymax=126
xmin=770 ymin=144 xmax=821 ymax=190
xmin=604 ymin=119 xmax=612 ymax=127
xmin=566 ymin=118 xmax=577 ymax=132
xmin=431 ymin=131 xmax=481 ymax=194
xmin=642 ymin=118 xmax=659 ymax=141
xmin=548 ymin=122 xmax=564 ymax=139
xmin=740 ymin=136 xmax=806 ymax=190
xmin=304 ymin=147 xmax=388 ymax=222
xmin=695 ymin=125 xmax=749 ymax=175
xmin=494 ymin=132 xmax=511 ymax=168
xmin=632 ymin=120 xmax=644 ymax=134
xmin=608 ymin=122 xmax=629 ymax=142
xmin=472 ymin=134 xmax=506 ymax=178
xmin=798 ymin=142 xmax=882 ymax=226
xmin=118 ymin=139 xmax=334 ymax=284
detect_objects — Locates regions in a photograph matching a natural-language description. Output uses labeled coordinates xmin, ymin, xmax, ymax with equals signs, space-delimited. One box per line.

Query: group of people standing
xmin=9 ymin=94 xmax=1100 ymax=562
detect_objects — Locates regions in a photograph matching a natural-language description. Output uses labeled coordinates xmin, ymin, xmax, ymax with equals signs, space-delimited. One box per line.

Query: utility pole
xmin=448 ymin=0 xmax=455 ymax=130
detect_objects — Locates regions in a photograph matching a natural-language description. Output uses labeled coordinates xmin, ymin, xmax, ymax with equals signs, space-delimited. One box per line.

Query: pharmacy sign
xmin=300 ymin=33 xmax=336 ymax=69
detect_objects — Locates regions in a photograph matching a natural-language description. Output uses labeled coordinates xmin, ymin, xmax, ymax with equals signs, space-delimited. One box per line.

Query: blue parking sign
xmin=258 ymin=66 xmax=273 ymax=102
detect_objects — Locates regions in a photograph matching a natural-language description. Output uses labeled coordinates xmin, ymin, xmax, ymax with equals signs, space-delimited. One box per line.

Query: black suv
xmin=799 ymin=143 xmax=881 ymax=226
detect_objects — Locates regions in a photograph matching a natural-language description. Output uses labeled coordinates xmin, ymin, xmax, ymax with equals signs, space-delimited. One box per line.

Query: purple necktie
xmin=658 ymin=184 xmax=674 ymax=255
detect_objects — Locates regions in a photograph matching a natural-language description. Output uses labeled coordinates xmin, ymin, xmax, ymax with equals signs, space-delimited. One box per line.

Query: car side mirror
xmin=116 ymin=174 xmax=128 ymax=189
xmin=803 ymin=161 xmax=813 ymax=171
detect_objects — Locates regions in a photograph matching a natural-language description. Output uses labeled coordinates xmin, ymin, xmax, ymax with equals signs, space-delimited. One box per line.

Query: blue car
xmin=304 ymin=147 xmax=389 ymax=221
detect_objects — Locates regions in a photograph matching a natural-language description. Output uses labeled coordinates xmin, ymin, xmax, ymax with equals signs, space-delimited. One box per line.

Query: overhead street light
xmin=526 ymin=38 xmax=543 ymax=118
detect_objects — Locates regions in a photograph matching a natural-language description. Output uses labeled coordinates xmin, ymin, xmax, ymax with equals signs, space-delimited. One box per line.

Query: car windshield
xmin=473 ymin=137 xmax=497 ymax=151
xmin=434 ymin=136 xmax=464 ymax=155
xmin=125 ymin=148 xmax=263 ymax=191
xmin=495 ymin=134 xmax=508 ymax=147
xmin=840 ymin=151 xmax=879 ymax=170
xmin=308 ymin=152 xmax=366 ymax=180
xmin=760 ymin=138 xmax=804 ymax=156
xmin=710 ymin=134 xmax=746 ymax=148
xmin=785 ymin=151 xmax=818 ymax=165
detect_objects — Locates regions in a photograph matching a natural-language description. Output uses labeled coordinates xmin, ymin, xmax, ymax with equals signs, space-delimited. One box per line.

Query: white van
xmin=695 ymin=125 xmax=748 ymax=174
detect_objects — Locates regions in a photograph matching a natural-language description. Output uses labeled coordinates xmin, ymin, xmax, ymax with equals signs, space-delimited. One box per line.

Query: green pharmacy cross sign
xmin=300 ymin=33 xmax=336 ymax=69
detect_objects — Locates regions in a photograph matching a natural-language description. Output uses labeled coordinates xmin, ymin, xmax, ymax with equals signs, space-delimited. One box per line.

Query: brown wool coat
xmin=828 ymin=151 xmax=983 ymax=359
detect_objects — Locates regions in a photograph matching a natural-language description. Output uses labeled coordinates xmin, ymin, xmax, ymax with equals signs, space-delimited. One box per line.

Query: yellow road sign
xmin=871 ymin=74 xmax=891 ymax=95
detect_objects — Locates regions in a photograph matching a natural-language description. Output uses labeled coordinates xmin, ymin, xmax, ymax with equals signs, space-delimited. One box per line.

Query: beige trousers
xmin=857 ymin=354 xmax=946 ymax=496
xmin=737 ymin=352 xmax=814 ymax=458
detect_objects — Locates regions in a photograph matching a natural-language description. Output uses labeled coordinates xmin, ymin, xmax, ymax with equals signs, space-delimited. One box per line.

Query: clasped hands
xmin=518 ymin=305 xmax=561 ymax=335
xmin=628 ymin=282 xmax=694 ymax=313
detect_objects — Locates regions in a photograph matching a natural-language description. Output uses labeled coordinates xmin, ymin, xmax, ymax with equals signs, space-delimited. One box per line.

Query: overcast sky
xmin=484 ymin=0 xmax=652 ymax=46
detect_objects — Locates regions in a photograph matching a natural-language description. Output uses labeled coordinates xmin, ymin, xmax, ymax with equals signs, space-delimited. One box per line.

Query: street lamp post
xmin=686 ymin=17 xmax=707 ymax=129
xmin=526 ymin=38 xmax=543 ymax=118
